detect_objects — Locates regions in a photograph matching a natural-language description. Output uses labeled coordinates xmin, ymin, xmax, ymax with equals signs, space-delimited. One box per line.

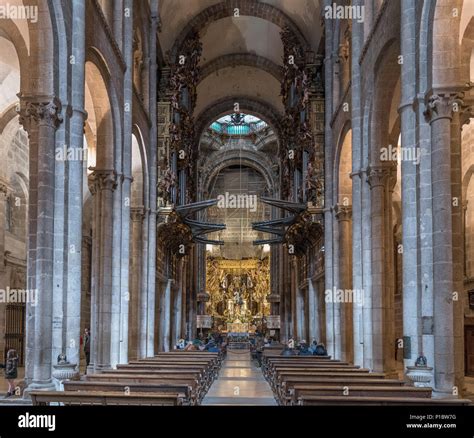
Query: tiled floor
xmin=202 ymin=350 xmax=277 ymax=406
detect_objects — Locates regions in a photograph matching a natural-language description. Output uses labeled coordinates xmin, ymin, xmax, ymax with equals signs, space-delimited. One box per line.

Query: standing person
xmin=83 ymin=328 xmax=90 ymax=369
xmin=0 ymin=349 xmax=19 ymax=398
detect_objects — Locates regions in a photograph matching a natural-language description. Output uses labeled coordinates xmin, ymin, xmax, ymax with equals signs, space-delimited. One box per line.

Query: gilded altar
xmin=206 ymin=257 xmax=270 ymax=328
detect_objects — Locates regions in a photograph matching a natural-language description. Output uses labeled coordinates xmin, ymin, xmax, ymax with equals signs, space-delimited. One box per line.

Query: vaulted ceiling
xmin=158 ymin=0 xmax=323 ymax=125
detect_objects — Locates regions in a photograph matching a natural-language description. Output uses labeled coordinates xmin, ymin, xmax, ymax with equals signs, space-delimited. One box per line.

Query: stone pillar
xmin=189 ymin=245 xmax=198 ymax=338
xmin=64 ymin=0 xmax=87 ymax=372
xmin=307 ymin=277 xmax=321 ymax=343
xmin=119 ymin=0 xmax=134 ymax=364
xmin=21 ymin=98 xmax=62 ymax=391
xmin=332 ymin=210 xmax=342 ymax=360
xmin=138 ymin=209 xmax=149 ymax=358
xmin=180 ymin=259 xmax=188 ymax=338
xmin=20 ymin=103 xmax=38 ymax=386
xmin=0 ymin=182 xmax=8 ymax=360
xmin=171 ymin=258 xmax=184 ymax=346
xmin=129 ymin=207 xmax=144 ymax=360
xmin=351 ymin=0 xmax=364 ymax=368
xmin=158 ymin=278 xmax=172 ymax=352
xmin=145 ymin=0 xmax=159 ymax=357
xmin=424 ymin=92 xmax=462 ymax=393
xmin=278 ymin=246 xmax=287 ymax=342
xmin=367 ymin=165 xmax=397 ymax=374
xmin=87 ymin=169 xmax=117 ymax=372
xmin=290 ymin=257 xmax=297 ymax=339
xmin=399 ymin=0 xmax=422 ymax=376
xmin=323 ymin=8 xmax=336 ymax=357
xmin=335 ymin=204 xmax=353 ymax=363
xmin=0 ymin=181 xmax=8 ymax=268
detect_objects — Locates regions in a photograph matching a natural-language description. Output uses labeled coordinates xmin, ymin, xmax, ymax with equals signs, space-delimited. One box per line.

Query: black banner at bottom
xmin=0 ymin=406 xmax=473 ymax=437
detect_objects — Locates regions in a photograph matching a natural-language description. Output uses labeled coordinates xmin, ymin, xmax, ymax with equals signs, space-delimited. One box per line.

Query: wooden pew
xmin=64 ymin=381 xmax=194 ymax=406
xmin=286 ymin=385 xmax=432 ymax=406
xmin=273 ymin=371 xmax=387 ymax=402
xmin=298 ymin=395 xmax=472 ymax=406
xmin=85 ymin=373 xmax=204 ymax=403
xmin=30 ymin=390 xmax=184 ymax=406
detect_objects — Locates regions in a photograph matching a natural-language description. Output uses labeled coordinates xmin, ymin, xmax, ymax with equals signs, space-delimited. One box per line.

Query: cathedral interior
xmin=1 ymin=0 xmax=474 ymax=414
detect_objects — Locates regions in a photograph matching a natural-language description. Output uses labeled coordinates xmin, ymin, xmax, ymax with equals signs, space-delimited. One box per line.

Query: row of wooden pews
xmin=262 ymin=352 xmax=472 ymax=406
xmin=30 ymin=351 xmax=223 ymax=406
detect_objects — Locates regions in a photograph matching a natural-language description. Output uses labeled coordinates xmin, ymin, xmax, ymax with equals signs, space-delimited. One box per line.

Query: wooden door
xmin=465 ymin=326 xmax=474 ymax=376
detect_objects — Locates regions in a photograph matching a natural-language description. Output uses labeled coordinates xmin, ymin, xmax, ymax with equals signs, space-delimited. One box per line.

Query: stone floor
xmin=202 ymin=350 xmax=277 ymax=406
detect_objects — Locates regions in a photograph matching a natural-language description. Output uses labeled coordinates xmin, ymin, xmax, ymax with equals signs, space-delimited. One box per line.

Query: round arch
xmin=201 ymin=150 xmax=277 ymax=197
xmin=170 ymin=0 xmax=308 ymax=61
xmin=195 ymin=96 xmax=282 ymax=141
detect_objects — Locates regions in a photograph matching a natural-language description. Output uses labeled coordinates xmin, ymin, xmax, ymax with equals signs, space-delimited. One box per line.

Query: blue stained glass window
xmin=209 ymin=114 xmax=267 ymax=136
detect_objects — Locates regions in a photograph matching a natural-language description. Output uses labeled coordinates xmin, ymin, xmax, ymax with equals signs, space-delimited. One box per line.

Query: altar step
xmin=227 ymin=341 xmax=250 ymax=350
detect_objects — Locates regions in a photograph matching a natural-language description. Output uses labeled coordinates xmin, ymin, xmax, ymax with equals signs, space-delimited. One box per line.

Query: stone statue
xmin=415 ymin=354 xmax=427 ymax=367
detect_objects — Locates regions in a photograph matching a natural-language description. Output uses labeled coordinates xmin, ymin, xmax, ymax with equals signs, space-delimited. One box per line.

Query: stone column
xmin=453 ymin=104 xmax=471 ymax=392
xmin=129 ymin=207 xmax=144 ymax=360
xmin=171 ymin=258 xmax=184 ymax=346
xmin=332 ymin=210 xmax=342 ymax=360
xmin=0 ymin=182 xmax=8 ymax=360
xmin=290 ymin=257 xmax=297 ymax=339
xmin=21 ymin=98 xmax=62 ymax=391
xmin=351 ymin=0 xmax=364 ymax=368
xmin=180 ymin=258 xmax=188 ymax=337
xmin=399 ymin=0 xmax=422 ymax=376
xmin=323 ymin=9 xmax=336 ymax=358
xmin=145 ymin=0 xmax=159 ymax=357
xmin=308 ymin=277 xmax=321 ymax=343
xmin=335 ymin=203 xmax=353 ymax=363
xmin=87 ymin=169 xmax=117 ymax=372
xmin=0 ymin=181 xmax=8 ymax=269
xmin=20 ymin=103 xmax=39 ymax=386
xmin=278 ymin=246 xmax=287 ymax=342
xmin=424 ymin=92 xmax=462 ymax=392
xmin=367 ymin=165 xmax=397 ymax=374
xmin=138 ymin=209 xmax=149 ymax=358
xmin=158 ymin=278 xmax=172 ymax=352
xmin=118 ymin=0 xmax=134 ymax=364
xmin=189 ymin=245 xmax=198 ymax=338
xmin=64 ymin=0 xmax=87 ymax=372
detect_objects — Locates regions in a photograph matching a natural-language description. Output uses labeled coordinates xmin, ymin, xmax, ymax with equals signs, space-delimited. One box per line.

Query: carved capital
xmin=367 ymin=165 xmax=397 ymax=190
xmin=0 ymin=179 xmax=10 ymax=196
xmin=87 ymin=169 xmax=118 ymax=195
xmin=334 ymin=203 xmax=352 ymax=222
xmin=130 ymin=206 xmax=145 ymax=222
xmin=424 ymin=92 xmax=463 ymax=123
xmin=18 ymin=97 xmax=63 ymax=133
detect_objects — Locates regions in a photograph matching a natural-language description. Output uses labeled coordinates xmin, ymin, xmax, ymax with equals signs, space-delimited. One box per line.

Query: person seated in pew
xmin=184 ymin=340 xmax=198 ymax=351
xmin=280 ymin=342 xmax=296 ymax=356
xmin=314 ymin=342 xmax=328 ymax=356
xmin=175 ymin=339 xmax=186 ymax=350
xmin=297 ymin=340 xmax=312 ymax=356
xmin=309 ymin=339 xmax=318 ymax=354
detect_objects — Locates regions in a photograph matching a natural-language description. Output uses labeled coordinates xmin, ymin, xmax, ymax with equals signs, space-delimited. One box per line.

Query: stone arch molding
xmin=200 ymin=148 xmax=278 ymax=198
xmin=194 ymin=95 xmax=283 ymax=141
xmin=199 ymin=53 xmax=283 ymax=84
xmin=170 ymin=0 xmax=308 ymax=62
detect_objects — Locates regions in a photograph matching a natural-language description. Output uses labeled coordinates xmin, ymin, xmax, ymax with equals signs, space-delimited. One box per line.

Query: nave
xmin=2 ymin=0 xmax=474 ymax=409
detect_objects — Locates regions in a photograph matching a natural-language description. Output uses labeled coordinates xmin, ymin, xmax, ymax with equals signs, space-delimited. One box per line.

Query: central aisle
xmin=202 ymin=350 xmax=277 ymax=406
